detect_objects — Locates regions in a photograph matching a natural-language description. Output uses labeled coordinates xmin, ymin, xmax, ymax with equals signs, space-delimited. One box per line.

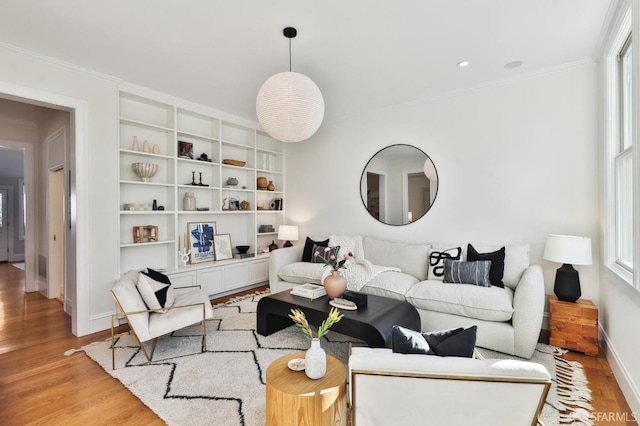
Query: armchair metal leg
xmin=202 ymin=304 xmax=207 ymax=352
xmin=111 ymin=314 xmax=117 ymax=370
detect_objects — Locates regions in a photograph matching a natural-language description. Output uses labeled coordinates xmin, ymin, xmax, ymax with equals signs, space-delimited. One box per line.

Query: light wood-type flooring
xmin=0 ymin=262 xmax=635 ymax=425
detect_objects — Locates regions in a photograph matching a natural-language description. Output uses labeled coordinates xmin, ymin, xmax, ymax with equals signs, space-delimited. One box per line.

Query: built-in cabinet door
xmin=197 ymin=267 xmax=224 ymax=295
xmin=225 ymin=263 xmax=250 ymax=291
xmin=250 ymin=259 xmax=268 ymax=284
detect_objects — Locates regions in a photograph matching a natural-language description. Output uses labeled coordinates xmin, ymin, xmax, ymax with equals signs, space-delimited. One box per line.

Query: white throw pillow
xmin=136 ymin=272 xmax=175 ymax=313
xmin=427 ymin=247 xmax=462 ymax=281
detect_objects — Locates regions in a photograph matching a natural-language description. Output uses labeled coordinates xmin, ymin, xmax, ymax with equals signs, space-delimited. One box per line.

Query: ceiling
xmin=0 ymin=0 xmax=613 ymax=124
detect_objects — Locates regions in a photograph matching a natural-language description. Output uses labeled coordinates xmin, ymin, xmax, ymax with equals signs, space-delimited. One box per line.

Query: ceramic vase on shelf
xmin=324 ymin=270 xmax=347 ymax=299
xmin=183 ymin=192 xmax=196 ymax=211
xmin=131 ymin=136 xmax=140 ymax=151
xmin=267 ymin=180 xmax=275 ymax=191
xmin=143 ymin=139 xmax=150 ymax=152
xmin=305 ymin=338 xmax=327 ymax=379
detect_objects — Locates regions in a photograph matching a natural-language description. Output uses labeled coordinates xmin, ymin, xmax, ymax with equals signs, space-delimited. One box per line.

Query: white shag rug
xmin=68 ymin=292 xmax=593 ymax=426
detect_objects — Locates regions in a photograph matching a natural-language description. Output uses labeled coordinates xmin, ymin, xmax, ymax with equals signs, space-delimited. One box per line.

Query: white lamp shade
xmin=543 ymin=234 xmax=592 ymax=266
xmin=277 ymin=225 xmax=299 ymax=241
xmin=256 ymin=71 xmax=325 ymax=143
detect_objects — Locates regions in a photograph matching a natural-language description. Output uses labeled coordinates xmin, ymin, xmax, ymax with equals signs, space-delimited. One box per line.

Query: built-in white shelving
xmin=118 ymin=90 xmax=284 ymax=294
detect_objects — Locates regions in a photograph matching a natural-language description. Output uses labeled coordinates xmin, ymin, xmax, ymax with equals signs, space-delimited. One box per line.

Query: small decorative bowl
xmin=132 ymin=162 xmax=158 ymax=182
xmin=236 ymin=245 xmax=250 ymax=254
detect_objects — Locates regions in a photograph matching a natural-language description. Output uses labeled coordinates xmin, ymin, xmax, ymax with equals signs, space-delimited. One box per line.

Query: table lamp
xmin=278 ymin=225 xmax=299 ymax=248
xmin=543 ymin=234 xmax=592 ymax=302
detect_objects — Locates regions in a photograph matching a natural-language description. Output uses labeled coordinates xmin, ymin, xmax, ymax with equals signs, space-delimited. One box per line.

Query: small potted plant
xmin=314 ymin=247 xmax=353 ymax=298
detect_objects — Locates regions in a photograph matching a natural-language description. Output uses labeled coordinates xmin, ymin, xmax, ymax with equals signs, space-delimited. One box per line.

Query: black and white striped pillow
xmin=443 ymin=259 xmax=492 ymax=287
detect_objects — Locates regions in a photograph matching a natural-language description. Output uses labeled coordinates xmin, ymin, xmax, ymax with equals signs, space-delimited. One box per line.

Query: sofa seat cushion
xmin=147 ymin=289 xmax=213 ymax=341
xmin=405 ymin=280 xmax=514 ymax=322
xmin=277 ymin=262 xmax=324 ymax=284
xmin=361 ymin=271 xmax=419 ymax=300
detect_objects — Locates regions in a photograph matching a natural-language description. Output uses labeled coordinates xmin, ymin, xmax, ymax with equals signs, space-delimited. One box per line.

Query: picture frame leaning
xmin=213 ymin=234 xmax=233 ymax=261
xmin=187 ymin=222 xmax=216 ymax=264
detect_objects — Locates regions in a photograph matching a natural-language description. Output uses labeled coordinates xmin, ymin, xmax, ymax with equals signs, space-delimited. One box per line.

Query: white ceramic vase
xmin=305 ymin=338 xmax=326 ymax=379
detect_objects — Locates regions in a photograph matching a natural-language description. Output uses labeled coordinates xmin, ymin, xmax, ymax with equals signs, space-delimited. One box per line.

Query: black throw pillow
xmin=391 ymin=325 xmax=432 ymax=355
xmin=423 ymin=326 xmax=477 ymax=358
xmin=142 ymin=268 xmax=172 ymax=285
xmin=301 ymin=237 xmax=329 ymax=262
xmin=467 ymin=244 xmax=505 ymax=288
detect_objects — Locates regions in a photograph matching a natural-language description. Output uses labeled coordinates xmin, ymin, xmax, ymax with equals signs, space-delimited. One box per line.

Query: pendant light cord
xmin=289 ymin=37 xmax=292 ymax=72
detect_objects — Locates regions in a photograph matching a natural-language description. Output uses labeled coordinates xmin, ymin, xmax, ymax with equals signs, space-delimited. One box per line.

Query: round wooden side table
xmin=266 ymin=351 xmax=347 ymax=425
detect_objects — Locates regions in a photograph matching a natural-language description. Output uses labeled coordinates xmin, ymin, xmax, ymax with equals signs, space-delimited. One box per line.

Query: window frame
xmin=604 ymin=6 xmax=637 ymax=290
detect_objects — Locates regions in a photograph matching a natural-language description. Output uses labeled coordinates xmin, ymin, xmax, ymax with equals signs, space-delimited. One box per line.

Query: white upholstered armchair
xmin=110 ymin=270 xmax=213 ymax=369
xmin=349 ymin=347 xmax=551 ymax=426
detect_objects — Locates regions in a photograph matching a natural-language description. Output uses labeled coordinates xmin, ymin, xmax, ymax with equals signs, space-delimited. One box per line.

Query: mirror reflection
xmin=360 ymin=144 xmax=438 ymax=226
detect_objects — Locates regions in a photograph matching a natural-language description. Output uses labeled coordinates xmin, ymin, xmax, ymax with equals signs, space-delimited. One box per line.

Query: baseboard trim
xmin=599 ymin=324 xmax=640 ymax=416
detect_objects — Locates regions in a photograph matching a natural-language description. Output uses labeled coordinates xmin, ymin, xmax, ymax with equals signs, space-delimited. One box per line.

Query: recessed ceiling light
xmin=457 ymin=60 xmax=470 ymax=67
xmin=504 ymin=61 xmax=523 ymax=69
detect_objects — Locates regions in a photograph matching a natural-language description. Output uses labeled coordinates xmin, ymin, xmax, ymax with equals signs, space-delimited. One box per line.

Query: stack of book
xmin=291 ymin=284 xmax=327 ymax=300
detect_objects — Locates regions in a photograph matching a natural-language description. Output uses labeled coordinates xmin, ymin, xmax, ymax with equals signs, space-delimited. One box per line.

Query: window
xmin=604 ymin=6 xmax=637 ymax=290
xmin=616 ymin=34 xmax=633 ymax=271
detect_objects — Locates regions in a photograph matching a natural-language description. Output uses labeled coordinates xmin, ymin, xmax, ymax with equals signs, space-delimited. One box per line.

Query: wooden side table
xmin=266 ymin=352 xmax=347 ymax=426
xmin=549 ymin=295 xmax=598 ymax=356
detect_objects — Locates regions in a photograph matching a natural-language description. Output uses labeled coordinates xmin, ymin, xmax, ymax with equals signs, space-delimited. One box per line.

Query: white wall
xmin=286 ymin=62 xmax=600 ymax=303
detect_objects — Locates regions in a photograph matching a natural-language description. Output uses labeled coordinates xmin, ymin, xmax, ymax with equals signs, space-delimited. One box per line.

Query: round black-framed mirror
xmin=360 ymin=144 xmax=438 ymax=226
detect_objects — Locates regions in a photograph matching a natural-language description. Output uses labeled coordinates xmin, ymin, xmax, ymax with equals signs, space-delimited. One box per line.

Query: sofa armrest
xmin=269 ymin=245 xmax=304 ymax=292
xmin=512 ymin=264 xmax=545 ymax=358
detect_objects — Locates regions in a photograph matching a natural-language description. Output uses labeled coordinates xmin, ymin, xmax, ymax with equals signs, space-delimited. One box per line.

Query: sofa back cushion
xmin=471 ymin=244 xmax=530 ymax=289
xmin=363 ymin=236 xmax=431 ymax=281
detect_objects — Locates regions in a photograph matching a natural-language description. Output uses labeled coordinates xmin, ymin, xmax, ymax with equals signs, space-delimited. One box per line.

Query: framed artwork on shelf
xmin=187 ymin=222 xmax=216 ymax=264
xmin=213 ymin=234 xmax=233 ymax=261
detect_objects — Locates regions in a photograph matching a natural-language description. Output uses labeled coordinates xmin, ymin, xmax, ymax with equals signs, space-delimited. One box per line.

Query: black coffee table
xmin=257 ymin=290 xmax=420 ymax=348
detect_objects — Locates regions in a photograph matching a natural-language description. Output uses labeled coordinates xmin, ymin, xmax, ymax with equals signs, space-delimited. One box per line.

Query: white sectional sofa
xmin=269 ymin=236 xmax=545 ymax=359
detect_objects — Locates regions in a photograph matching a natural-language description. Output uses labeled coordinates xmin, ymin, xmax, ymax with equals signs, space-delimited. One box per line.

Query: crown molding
xmin=0 ymin=41 xmax=122 ymax=84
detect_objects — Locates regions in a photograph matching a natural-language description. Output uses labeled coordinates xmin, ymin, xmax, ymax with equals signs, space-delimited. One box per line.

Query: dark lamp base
xmin=554 ymin=263 xmax=581 ymax=303
xmin=283 ymin=241 xmax=293 ymax=247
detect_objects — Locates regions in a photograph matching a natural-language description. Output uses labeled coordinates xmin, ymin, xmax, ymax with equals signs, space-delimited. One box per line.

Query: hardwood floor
xmin=0 ymin=262 xmax=635 ymax=425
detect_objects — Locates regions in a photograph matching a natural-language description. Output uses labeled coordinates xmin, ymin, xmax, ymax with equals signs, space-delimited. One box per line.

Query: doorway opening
xmin=0 ymin=94 xmax=76 ymax=331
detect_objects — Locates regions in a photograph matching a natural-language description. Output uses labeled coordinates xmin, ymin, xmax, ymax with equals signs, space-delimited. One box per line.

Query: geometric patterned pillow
xmin=136 ymin=272 xmax=175 ymax=313
xmin=442 ymin=259 xmax=492 ymax=287
xmin=141 ymin=268 xmax=172 ymax=285
xmin=427 ymin=247 xmax=462 ymax=281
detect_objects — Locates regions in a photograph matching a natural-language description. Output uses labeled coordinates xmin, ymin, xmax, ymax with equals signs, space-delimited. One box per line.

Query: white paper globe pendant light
xmin=256 ymin=27 xmax=325 ymax=143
